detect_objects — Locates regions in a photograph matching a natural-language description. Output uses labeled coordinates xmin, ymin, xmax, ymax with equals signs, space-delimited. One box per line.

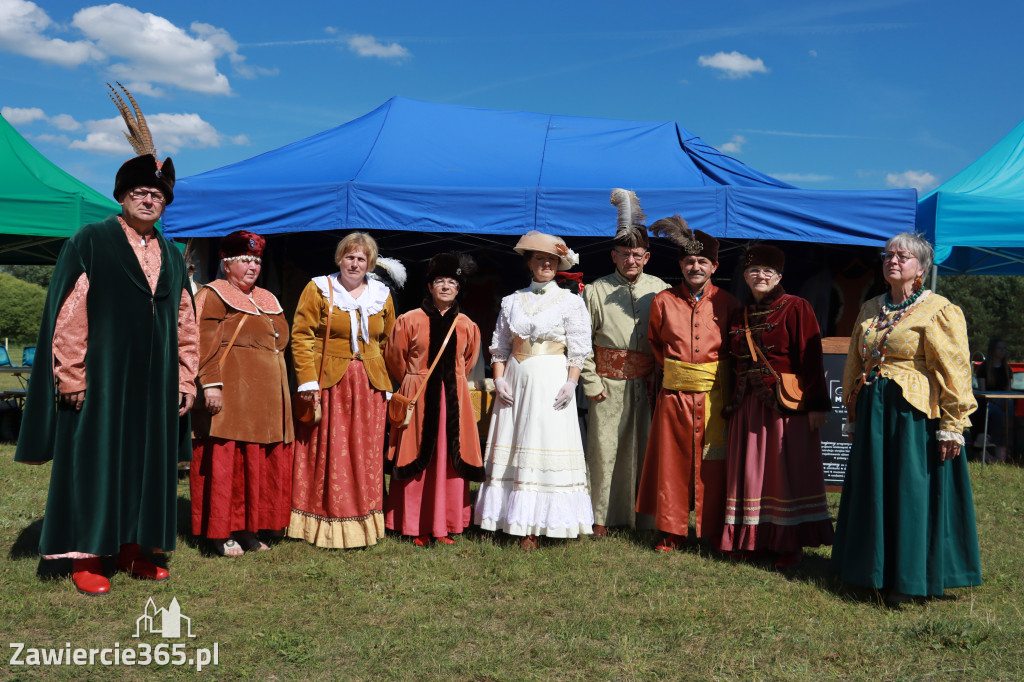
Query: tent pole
xmin=930 ymin=264 xmax=938 ymax=292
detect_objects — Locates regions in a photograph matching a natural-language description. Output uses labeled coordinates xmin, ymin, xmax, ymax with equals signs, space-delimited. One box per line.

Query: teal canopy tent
xmin=0 ymin=114 xmax=119 ymax=265
xmin=919 ymin=118 xmax=1024 ymax=275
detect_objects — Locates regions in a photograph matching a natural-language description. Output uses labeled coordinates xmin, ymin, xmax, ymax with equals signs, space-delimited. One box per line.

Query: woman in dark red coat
xmin=718 ymin=243 xmax=835 ymax=569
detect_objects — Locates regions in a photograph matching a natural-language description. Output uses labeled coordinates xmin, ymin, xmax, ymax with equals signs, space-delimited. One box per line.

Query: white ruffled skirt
xmin=474 ymin=353 xmax=593 ymax=538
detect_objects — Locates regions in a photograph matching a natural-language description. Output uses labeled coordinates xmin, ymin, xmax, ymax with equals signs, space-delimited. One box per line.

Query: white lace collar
xmin=526 ymin=279 xmax=560 ymax=295
xmin=312 ymin=274 xmax=390 ymax=353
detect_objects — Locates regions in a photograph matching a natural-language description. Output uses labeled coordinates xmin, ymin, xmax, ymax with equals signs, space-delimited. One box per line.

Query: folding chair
xmin=21 ymin=346 xmax=35 ymax=367
xmin=0 ymin=348 xmax=11 ymax=367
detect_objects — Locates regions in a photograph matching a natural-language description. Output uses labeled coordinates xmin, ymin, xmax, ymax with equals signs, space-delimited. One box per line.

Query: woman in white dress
xmin=474 ymin=231 xmax=594 ymax=550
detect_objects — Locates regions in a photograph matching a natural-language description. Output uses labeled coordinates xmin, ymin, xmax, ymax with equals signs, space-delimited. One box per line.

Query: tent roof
xmin=0 ymin=114 xmax=120 ymax=264
xmin=164 ymin=97 xmax=915 ymax=245
xmin=919 ymin=118 xmax=1024 ymax=274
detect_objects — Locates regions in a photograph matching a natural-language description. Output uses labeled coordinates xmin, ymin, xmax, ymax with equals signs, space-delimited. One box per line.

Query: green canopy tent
xmin=0 ymin=114 xmax=119 ymax=265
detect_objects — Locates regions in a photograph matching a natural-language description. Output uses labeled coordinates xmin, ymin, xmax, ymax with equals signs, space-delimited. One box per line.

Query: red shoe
xmin=72 ymin=558 xmax=110 ymax=596
xmin=115 ymin=544 xmax=169 ymax=581
xmin=654 ymin=533 xmax=685 ymax=552
xmin=436 ymin=536 xmax=456 ymax=545
xmin=413 ymin=536 xmax=432 ymax=547
xmin=592 ymin=525 xmax=608 ymax=538
xmin=520 ymin=535 xmax=539 ymax=551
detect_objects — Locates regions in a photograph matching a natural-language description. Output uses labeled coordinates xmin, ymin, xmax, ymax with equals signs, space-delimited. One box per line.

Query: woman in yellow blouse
xmin=288 ymin=232 xmax=396 ymax=549
xmin=832 ymin=232 xmax=980 ymax=606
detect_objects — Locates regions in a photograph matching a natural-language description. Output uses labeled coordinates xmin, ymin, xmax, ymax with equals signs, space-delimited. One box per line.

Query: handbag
xmin=293 ymin=283 xmax=333 ymax=425
xmin=388 ymin=314 xmax=460 ymax=430
xmin=743 ymin=308 xmax=807 ymax=412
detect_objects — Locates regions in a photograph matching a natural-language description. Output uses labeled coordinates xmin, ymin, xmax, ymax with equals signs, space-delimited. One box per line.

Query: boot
xmin=115 ymin=543 xmax=169 ymax=581
xmin=72 ymin=557 xmax=110 ymax=596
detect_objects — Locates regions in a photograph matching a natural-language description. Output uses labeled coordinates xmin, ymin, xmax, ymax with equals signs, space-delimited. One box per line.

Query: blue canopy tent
xmin=919 ymin=118 xmax=1024 ymax=275
xmin=163 ymin=97 xmax=915 ymax=246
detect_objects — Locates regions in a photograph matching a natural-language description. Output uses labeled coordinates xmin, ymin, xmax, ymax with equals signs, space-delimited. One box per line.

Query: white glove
xmin=553 ymin=380 xmax=577 ymax=411
xmin=495 ymin=377 xmax=514 ymax=406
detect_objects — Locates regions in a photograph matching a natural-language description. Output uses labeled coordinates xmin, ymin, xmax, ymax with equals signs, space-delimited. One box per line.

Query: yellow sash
xmin=663 ymin=358 xmax=727 ymax=458
xmin=663 ymin=359 xmax=718 ymax=392
xmin=511 ymin=338 xmax=566 ymax=363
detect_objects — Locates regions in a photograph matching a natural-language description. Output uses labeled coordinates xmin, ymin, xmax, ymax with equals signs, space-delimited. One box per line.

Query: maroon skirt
xmin=718 ymin=394 xmax=834 ymax=553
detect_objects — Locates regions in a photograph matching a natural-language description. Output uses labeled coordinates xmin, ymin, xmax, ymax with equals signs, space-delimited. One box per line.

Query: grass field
xmin=1 ymin=447 xmax=1021 ymax=680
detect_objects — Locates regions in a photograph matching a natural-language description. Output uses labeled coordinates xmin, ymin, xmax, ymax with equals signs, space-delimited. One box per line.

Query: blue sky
xmin=2 ymin=0 xmax=1022 ymax=197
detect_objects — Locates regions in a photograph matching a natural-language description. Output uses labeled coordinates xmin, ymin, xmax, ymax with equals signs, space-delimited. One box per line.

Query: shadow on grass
xmin=8 ymin=518 xmax=72 ymax=582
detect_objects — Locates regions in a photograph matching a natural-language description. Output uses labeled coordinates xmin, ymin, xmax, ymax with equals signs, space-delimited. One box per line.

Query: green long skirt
xmin=831 ymin=378 xmax=982 ymax=597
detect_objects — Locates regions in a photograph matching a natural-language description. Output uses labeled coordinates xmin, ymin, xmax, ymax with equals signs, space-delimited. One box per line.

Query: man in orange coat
xmin=635 ymin=216 xmax=740 ymax=552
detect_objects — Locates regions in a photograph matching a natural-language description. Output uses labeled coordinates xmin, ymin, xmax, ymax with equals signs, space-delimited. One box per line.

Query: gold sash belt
xmin=594 ymin=346 xmax=655 ymax=380
xmin=663 ymin=358 xmax=719 ymax=392
xmin=662 ymin=358 xmax=727 ymax=457
xmin=511 ymin=338 xmax=566 ymax=363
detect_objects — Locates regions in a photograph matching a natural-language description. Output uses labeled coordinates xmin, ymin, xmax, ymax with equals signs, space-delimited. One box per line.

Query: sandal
xmin=235 ymin=532 xmax=270 ymax=552
xmin=214 ymin=538 xmax=244 ymax=557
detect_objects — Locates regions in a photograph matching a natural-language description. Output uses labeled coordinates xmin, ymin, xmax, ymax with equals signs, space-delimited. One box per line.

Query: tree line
xmin=0 ymin=266 xmax=1018 ymax=360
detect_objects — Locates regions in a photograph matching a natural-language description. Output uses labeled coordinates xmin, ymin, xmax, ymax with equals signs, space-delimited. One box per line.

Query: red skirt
xmin=718 ymin=394 xmax=834 ymax=553
xmin=190 ymin=438 xmax=293 ymax=539
xmin=385 ymin=385 xmax=472 ymax=537
xmin=288 ymin=360 xmax=387 ymax=548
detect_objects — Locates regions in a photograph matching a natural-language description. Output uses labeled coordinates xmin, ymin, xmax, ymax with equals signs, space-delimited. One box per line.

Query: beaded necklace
xmin=859 ymin=286 xmax=925 ymax=385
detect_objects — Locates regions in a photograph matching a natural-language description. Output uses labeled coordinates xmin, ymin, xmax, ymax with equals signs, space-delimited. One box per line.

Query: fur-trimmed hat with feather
xmin=650 ymin=214 xmax=719 ymax=263
xmin=426 ymin=252 xmax=476 ymax=288
xmin=609 ymin=188 xmax=650 ymax=249
xmin=108 ymin=82 xmax=175 ymax=205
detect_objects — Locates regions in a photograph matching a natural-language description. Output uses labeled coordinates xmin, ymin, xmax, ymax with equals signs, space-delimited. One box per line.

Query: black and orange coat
xmin=384 ymin=301 xmax=485 ymax=481
xmin=725 ymin=285 xmax=832 ymax=415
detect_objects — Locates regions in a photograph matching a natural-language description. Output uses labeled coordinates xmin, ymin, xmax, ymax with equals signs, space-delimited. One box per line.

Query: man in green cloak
xmin=15 ymin=146 xmax=199 ymax=596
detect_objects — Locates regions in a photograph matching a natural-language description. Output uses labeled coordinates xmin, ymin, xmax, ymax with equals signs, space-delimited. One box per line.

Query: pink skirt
xmin=385 ymin=385 xmax=472 ymax=537
xmin=288 ymin=360 xmax=388 ymax=548
xmin=190 ymin=438 xmax=293 ymax=539
xmin=718 ymin=394 xmax=834 ymax=553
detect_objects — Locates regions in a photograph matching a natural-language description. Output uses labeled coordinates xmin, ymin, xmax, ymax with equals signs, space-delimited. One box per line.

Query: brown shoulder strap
xmin=408 ymin=314 xmax=460 ymax=405
xmin=317 ymin=282 xmax=334 ymax=388
xmin=218 ymin=314 xmax=249 ymax=370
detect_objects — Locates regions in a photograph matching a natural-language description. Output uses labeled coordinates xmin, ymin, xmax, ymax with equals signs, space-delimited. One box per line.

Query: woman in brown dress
xmin=191 ymin=231 xmax=293 ymax=556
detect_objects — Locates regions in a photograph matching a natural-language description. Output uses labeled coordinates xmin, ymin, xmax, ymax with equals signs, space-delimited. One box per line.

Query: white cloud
xmin=0 ymin=0 xmax=104 ymax=66
xmin=698 ymin=51 xmax=768 ymax=79
xmin=68 ymin=112 xmax=246 ymax=155
xmin=324 ymin=26 xmax=339 ymax=35
xmin=0 ymin=3 xmax=270 ymax=95
xmin=71 ymin=5 xmax=235 ymax=95
xmin=31 ymin=132 xmax=71 ymax=145
xmin=772 ymin=172 xmax=834 ymax=184
xmin=808 ymin=50 xmax=818 ymax=58
xmin=48 ymin=113 xmax=81 ymax=131
xmin=2 ymin=106 xmax=82 ymax=131
xmin=1 ymin=106 xmax=46 ymax=124
xmin=346 ymin=34 xmax=410 ymax=60
xmin=886 ymin=170 xmax=938 ymax=192
xmin=719 ymin=134 xmax=746 ymax=154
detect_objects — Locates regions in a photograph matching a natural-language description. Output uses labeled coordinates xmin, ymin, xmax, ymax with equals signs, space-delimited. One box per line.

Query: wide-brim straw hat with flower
xmin=513 ymin=230 xmax=580 ymax=270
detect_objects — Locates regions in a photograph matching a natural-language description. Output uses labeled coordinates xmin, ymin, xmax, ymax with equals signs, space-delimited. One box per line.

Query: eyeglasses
xmin=431 ymin=278 xmax=459 ymax=288
xmin=745 ymin=268 xmax=778 ymax=279
xmin=880 ymin=251 xmax=915 ymax=264
xmin=129 ymin=188 xmax=166 ymax=203
xmin=614 ymin=249 xmax=648 ymax=262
